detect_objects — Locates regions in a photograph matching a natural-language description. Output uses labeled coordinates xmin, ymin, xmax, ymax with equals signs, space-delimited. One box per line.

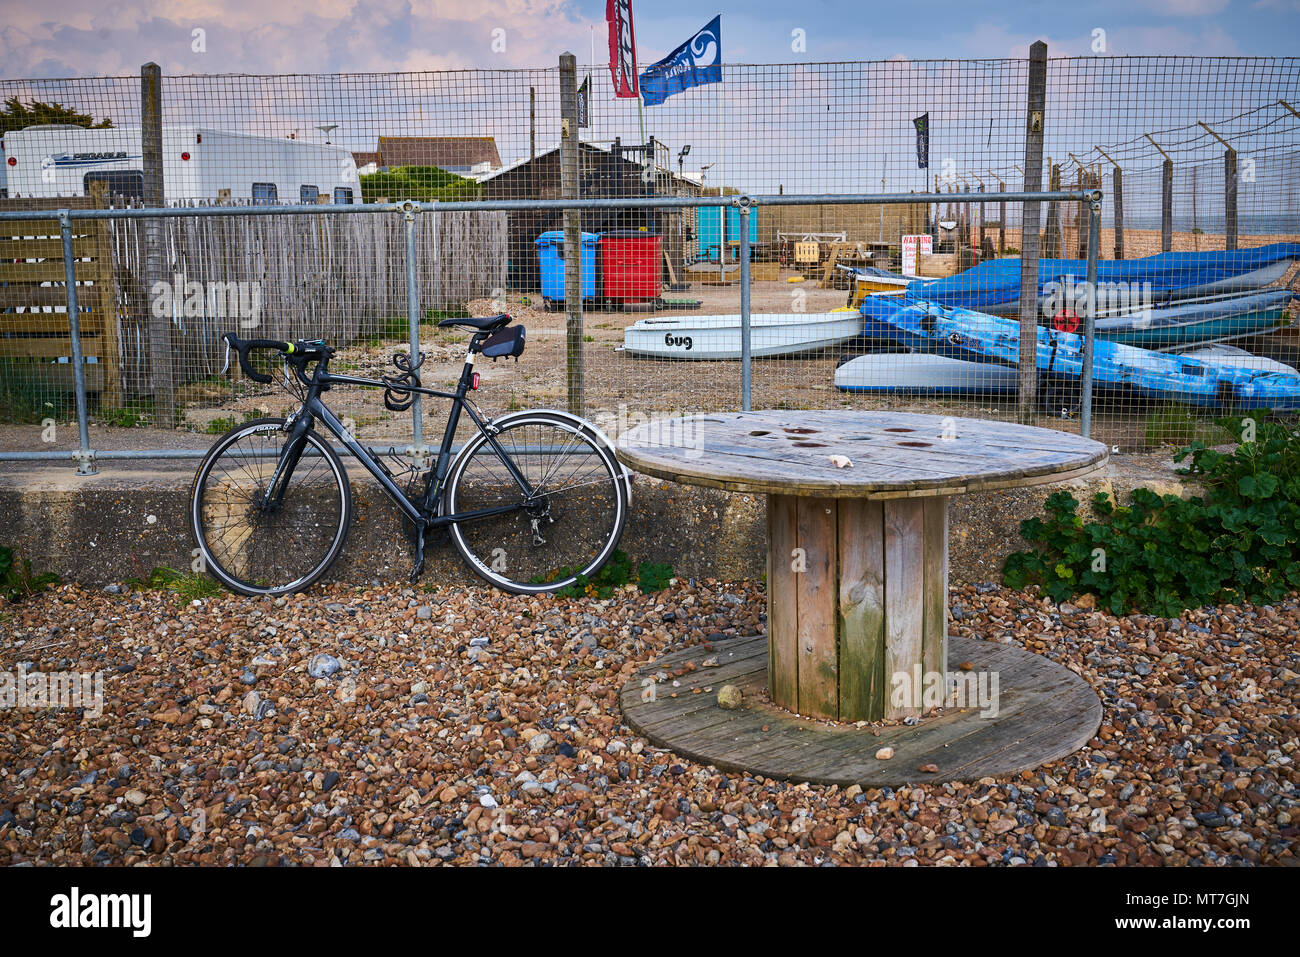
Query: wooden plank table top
xmin=616 ymin=410 xmax=1108 ymax=499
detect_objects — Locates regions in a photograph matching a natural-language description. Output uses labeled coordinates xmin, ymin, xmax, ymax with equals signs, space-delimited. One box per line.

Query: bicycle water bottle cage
xmin=479 ymin=325 xmax=526 ymax=361
xmin=382 ymin=351 xmax=425 ymax=411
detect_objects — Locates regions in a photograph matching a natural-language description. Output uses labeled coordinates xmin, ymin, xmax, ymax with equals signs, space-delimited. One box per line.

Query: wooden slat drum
xmin=618 ymin=410 xmax=1108 ymax=722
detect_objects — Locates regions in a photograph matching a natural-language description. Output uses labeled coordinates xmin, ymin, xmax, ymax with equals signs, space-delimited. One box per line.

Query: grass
xmin=204 ymin=409 xmax=262 ymax=434
xmin=1143 ymin=403 xmax=1220 ymax=448
xmin=364 ymin=308 xmax=472 ymax=346
xmin=0 ymin=359 xmax=68 ymax=423
xmin=99 ymin=400 xmax=153 ymax=429
xmin=129 ymin=566 xmax=225 ymax=602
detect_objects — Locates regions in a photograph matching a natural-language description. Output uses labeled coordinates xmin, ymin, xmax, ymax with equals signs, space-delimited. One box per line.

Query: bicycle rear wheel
xmin=189 ymin=418 xmax=353 ymax=596
xmin=444 ymin=412 xmax=627 ymax=594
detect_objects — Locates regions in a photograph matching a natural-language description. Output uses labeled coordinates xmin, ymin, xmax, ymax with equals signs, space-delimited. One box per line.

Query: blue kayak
xmin=906 ymin=243 xmax=1300 ymax=315
xmin=858 ymin=296 xmax=1300 ymax=410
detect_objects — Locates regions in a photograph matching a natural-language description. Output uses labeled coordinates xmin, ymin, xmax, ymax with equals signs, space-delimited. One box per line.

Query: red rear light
xmin=6 ymin=157 xmax=15 ymax=167
xmin=471 ymin=373 xmax=480 ymax=390
xmin=180 ymin=152 xmax=191 ymax=161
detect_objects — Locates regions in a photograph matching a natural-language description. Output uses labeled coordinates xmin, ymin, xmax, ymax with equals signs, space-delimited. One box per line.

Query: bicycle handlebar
xmin=222 ymin=333 xmax=328 ymax=384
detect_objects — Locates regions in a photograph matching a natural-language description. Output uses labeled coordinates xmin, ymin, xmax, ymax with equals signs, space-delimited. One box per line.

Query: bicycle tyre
xmin=189 ymin=417 xmax=353 ymax=596
xmin=444 ymin=411 xmax=628 ymax=594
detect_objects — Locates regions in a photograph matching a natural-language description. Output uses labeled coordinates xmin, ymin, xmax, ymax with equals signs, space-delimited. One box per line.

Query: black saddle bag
xmin=480 ymin=325 xmax=526 ymax=360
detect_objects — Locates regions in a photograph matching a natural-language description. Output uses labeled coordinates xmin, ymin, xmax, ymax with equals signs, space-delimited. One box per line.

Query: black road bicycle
xmin=190 ymin=314 xmax=629 ymax=596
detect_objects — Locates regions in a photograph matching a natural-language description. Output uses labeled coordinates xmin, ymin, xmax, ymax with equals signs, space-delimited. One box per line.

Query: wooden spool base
xmin=620 ymin=635 xmax=1102 ymax=788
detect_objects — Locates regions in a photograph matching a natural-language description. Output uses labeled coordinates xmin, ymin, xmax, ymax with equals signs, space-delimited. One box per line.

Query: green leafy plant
xmin=0 ymin=546 xmax=59 ymax=603
xmin=100 ymin=401 xmax=153 ymax=429
xmin=1004 ymin=410 xmax=1300 ymax=617
xmin=545 ymin=549 xmax=675 ymax=599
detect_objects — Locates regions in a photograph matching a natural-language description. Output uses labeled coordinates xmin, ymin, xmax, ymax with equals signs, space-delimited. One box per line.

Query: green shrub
xmin=547 ymin=549 xmax=675 ymax=599
xmin=359 ymin=166 xmax=483 ymax=204
xmin=0 ymin=546 xmax=59 ymax=603
xmin=1003 ymin=410 xmax=1300 ymax=617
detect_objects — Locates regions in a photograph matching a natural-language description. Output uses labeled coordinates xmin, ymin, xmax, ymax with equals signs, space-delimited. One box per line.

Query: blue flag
xmin=638 ymin=15 xmax=721 ymax=107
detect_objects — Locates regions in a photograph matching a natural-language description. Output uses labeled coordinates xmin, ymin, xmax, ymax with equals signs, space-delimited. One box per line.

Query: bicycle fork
xmin=260 ymin=415 xmax=313 ymax=511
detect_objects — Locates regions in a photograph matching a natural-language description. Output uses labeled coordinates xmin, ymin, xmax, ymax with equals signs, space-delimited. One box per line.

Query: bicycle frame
xmin=263 ymin=345 xmax=535 ymax=533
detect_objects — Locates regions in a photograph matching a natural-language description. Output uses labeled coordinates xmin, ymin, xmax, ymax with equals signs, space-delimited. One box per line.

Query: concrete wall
xmin=0 ymin=460 xmax=1132 ymax=589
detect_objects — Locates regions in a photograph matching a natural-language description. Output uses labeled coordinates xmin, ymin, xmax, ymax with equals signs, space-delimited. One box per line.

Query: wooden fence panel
xmin=109 ymin=206 xmax=505 ymax=395
xmin=0 ymin=190 xmax=121 ymax=404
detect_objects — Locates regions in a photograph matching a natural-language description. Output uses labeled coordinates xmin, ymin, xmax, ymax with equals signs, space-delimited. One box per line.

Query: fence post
xmin=1224 ymin=148 xmax=1238 ymax=251
xmin=60 ymin=211 xmax=96 ymax=475
xmin=140 ymin=62 xmax=174 ymax=428
xmin=404 ymin=203 xmax=426 ymax=460
xmin=559 ymin=53 xmax=584 ymax=416
xmin=739 ymin=201 xmax=752 ymax=411
xmin=1017 ymin=40 xmax=1048 ymax=424
xmin=1111 ymin=165 xmax=1125 ymax=259
xmin=1079 ymin=199 xmax=1102 ymax=441
xmin=1044 ymin=162 xmax=1062 ymax=258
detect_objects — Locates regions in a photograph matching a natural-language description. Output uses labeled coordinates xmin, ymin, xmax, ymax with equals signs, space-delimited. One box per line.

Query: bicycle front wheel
xmin=445 ymin=412 xmax=628 ymax=593
xmin=189 ymin=418 xmax=353 ymax=596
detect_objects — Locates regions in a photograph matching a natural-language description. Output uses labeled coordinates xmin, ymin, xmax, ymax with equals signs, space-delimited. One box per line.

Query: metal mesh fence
xmin=1 ymin=54 xmax=1298 ymax=463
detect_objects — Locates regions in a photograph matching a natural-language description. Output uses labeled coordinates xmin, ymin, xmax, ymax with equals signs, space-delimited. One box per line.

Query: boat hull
xmin=856 ymin=297 xmax=1300 ymax=410
xmin=1093 ymin=288 xmax=1294 ymax=348
xmin=834 ymin=353 xmax=1018 ymax=394
xmin=907 ymin=243 xmax=1300 ymax=315
xmin=623 ymin=313 xmax=861 ymax=360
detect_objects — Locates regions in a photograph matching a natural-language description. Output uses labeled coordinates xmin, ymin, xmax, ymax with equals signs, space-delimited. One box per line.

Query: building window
xmin=300 ymin=185 xmax=320 ymax=204
xmin=252 ymin=182 xmax=278 ymax=205
xmin=333 ymin=187 xmax=354 ymax=205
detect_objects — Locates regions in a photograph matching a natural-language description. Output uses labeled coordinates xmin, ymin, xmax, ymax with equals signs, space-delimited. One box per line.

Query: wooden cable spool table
xmin=617 ymin=410 xmax=1109 ymax=726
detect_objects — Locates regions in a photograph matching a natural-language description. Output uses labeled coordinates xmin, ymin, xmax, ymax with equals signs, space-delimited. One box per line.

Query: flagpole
xmin=589 ymin=27 xmax=594 ymax=146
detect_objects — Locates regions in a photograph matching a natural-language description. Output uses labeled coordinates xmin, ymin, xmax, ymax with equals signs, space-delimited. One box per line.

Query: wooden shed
xmin=481 ymin=142 xmax=700 ymax=291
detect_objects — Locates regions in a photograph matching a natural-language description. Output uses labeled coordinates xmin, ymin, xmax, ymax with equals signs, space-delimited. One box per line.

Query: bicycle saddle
xmin=437 ymin=313 xmax=511 ymax=332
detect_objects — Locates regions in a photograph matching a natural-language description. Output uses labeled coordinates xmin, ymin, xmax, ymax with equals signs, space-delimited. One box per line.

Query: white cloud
xmin=1136 ymin=0 xmax=1231 ymax=13
xmin=0 ymin=1 xmax=590 ymax=77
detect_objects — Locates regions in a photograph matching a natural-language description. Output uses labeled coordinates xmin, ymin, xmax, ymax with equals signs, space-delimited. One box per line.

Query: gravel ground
xmin=0 ymin=579 xmax=1295 ymax=867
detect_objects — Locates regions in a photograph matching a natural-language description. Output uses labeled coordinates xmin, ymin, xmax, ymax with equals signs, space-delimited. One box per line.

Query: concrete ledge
xmin=0 ymin=456 xmax=1175 ymax=588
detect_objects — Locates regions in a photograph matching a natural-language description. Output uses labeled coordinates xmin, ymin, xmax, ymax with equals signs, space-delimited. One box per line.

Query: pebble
xmin=308 ymin=654 xmax=341 ymax=678
xmin=0 ymin=578 xmax=1291 ymax=868
xmin=717 ymin=685 xmax=743 ymax=710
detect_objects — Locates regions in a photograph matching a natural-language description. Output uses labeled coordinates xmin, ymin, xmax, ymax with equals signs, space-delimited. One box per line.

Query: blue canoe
xmin=906 ymin=243 xmax=1300 ymax=315
xmin=857 ymin=296 xmax=1300 ymax=410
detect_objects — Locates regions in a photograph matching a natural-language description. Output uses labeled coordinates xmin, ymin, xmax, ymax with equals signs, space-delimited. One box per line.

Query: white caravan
xmin=2 ymin=125 xmax=359 ymax=204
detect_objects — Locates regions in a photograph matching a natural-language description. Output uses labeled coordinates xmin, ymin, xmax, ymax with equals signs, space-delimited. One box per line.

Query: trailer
xmin=2 ymin=125 xmax=359 ymax=204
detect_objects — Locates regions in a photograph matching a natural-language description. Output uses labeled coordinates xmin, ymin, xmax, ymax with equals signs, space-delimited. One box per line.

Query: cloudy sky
xmin=3 ymin=0 xmax=1296 ymax=225
xmin=1 ymin=0 xmax=1298 ymax=78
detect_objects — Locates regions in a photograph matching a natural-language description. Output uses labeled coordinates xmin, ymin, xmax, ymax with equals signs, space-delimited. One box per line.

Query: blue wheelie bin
xmin=536 ymin=231 xmax=599 ymax=309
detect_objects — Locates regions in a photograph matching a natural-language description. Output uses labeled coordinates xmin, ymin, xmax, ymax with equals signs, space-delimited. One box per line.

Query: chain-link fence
xmin=1 ymin=52 xmax=1297 ymax=469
